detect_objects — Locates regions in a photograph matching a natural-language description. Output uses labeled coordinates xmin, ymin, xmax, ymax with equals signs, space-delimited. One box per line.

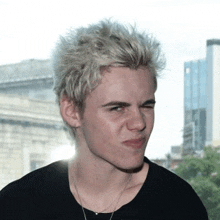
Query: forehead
xmin=86 ymin=67 xmax=155 ymax=104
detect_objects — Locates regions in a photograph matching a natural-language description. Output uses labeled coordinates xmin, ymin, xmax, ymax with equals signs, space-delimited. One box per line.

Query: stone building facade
xmin=0 ymin=59 xmax=55 ymax=101
xmin=0 ymin=94 xmax=72 ymax=190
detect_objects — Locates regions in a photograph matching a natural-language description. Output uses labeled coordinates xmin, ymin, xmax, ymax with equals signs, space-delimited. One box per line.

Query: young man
xmin=0 ymin=20 xmax=208 ymax=219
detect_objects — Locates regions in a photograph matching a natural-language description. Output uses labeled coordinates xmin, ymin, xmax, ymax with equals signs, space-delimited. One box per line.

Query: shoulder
xmin=140 ymin=157 xmax=208 ymax=219
xmin=145 ymin=157 xmax=193 ymax=190
xmin=0 ymin=160 xmax=73 ymax=219
xmin=0 ymin=160 xmax=68 ymax=198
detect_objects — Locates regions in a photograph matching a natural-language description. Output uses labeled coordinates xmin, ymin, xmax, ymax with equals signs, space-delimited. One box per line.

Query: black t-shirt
xmin=0 ymin=157 xmax=208 ymax=220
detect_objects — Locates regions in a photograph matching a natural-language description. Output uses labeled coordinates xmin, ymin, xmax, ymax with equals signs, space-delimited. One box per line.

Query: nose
xmin=126 ymin=109 xmax=146 ymax=131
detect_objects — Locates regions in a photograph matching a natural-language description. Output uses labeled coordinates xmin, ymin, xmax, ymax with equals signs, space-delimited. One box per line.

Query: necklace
xmin=73 ymin=173 xmax=132 ymax=220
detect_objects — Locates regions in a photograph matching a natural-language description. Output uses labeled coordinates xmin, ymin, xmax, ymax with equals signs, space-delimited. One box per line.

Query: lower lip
xmin=122 ymin=138 xmax=146 ymax=149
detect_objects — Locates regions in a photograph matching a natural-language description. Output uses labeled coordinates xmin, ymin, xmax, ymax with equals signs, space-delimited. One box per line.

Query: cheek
xmin=96 ymin=118 xmax=120 ymax=139
xmin=82 ymin=116 xmax=116 ymax=144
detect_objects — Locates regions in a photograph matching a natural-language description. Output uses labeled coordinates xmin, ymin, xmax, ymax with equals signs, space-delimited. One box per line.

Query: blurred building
xmin=183 ymin=39 xmax=220 ymax=155
xmin=0 ymin=94 xmax=72 ymax=190
xmin=183 ymin=59 xmax=207 ymax=154
xmin=206 ymin=40 xmax=220 ymax=147
xmin=152 ymin=145 xmax=183 ymax=170
xmin=170 ymin=145 xmax=182 ymax=159
xmin=0 ymin=60 xmax=74 ymax=190
xmin=0 ymin=59 xmax=55 ymax=101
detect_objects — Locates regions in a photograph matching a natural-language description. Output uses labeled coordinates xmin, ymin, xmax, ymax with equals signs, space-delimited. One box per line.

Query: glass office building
xmin=183 ymin=39 xmax=220 ymax=155
xmin=183 ymin=59 xmax=207 ymax=154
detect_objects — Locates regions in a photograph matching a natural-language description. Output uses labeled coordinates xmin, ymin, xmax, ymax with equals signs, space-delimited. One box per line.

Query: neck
xmin=67 ymin=140 xmax=148 ymax=214
xmin=68 ymin=154 xmax=135 ymax=214
xmin=70 ymin=137 xmax=139 ymax=192
xmin=69 ymin=155 xmax=133 ymax=196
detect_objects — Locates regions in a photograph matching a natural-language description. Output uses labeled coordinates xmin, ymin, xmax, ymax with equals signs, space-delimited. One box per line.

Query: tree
xmin=175 ymin=147 xmax=220 ymax=220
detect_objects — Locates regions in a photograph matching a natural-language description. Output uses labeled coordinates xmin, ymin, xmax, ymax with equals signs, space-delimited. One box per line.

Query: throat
xmin=68 ymin=159 xmax=149 ymax=215
xmin=70 ymin=171 xmax=133 ymax=214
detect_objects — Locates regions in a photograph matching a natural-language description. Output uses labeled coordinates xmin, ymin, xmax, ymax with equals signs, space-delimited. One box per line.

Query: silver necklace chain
xmin=73 ymin=174 xmax=132 ymax=220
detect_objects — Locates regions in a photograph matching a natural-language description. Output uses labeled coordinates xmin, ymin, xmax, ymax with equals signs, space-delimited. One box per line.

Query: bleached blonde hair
xmin=52 ymin=19 xmax=165 ymax=137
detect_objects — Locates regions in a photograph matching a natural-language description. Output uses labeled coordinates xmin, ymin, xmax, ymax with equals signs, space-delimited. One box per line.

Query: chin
xmin=115 ymin=156 xmax=145 ymax=172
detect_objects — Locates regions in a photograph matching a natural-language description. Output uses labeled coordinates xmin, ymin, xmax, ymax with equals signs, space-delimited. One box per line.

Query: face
xmin=77 ymin=67 xmax=155 ymax=170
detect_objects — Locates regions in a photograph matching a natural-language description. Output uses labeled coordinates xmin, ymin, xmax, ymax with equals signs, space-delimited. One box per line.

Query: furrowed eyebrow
xmin=101 ymin=99 xmax=156 ymax=108
xmin=142 ymin=99 xmax=156 ymax=105
xmin=101 ymin=101 xmax=131 ymax=108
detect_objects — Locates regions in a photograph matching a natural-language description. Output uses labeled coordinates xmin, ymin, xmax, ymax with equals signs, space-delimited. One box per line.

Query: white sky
xmin=0 ymin=0 xmax=220 ymax=159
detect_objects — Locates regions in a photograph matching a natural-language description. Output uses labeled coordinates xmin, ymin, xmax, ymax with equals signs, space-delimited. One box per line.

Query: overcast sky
xmin=0 ymin=0 xmax=220 ymax=159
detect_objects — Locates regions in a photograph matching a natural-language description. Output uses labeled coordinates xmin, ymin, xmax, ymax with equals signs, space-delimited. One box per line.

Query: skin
xmin=60 ymin=66 xmax=156 ymax=212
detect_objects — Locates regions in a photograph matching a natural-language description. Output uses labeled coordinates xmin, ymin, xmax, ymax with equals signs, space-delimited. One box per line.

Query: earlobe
xmin=60 ymin=96 xmax=81 ymax=128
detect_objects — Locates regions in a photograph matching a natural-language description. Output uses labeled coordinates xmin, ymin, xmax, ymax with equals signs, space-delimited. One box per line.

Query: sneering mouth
xmin=122 ymin=137 xmax=146 ymax=149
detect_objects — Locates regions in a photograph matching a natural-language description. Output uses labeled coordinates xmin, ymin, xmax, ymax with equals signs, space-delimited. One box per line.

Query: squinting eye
xmin=143 ymin=105 xmax=154 ymax=109
xmin=110 ymin=106 xmax=124 ymax=112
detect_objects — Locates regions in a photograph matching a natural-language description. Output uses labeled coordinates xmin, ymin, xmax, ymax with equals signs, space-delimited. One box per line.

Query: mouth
xmin=122 ymin=137 xmax=146 ymax=149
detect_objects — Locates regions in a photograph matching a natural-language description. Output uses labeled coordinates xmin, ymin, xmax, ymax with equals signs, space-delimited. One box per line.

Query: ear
xmin=60 ymin=96 xmax=82 ymax=128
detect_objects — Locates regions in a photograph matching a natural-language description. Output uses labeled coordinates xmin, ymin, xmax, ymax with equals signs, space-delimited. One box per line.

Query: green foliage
xmin=175 ymin=147 xmax=220 ymax=220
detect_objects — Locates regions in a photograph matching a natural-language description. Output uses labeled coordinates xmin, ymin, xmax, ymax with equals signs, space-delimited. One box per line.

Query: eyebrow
xmin=101 ymin=101 xmax=131 ymax=108
xmin=101 ymin=99 xmax=156 ymax=108
xmin=142 ymin=99 xmax=156 ymax=105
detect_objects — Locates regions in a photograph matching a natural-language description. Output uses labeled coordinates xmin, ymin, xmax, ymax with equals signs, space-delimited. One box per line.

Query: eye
xmin=110 ymin=106 xmax=125 ymax=112
xmin=142 ymin=104 xmax=155 ymax=109
xmin=141 ymin=100 xmax=156 ymax=109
